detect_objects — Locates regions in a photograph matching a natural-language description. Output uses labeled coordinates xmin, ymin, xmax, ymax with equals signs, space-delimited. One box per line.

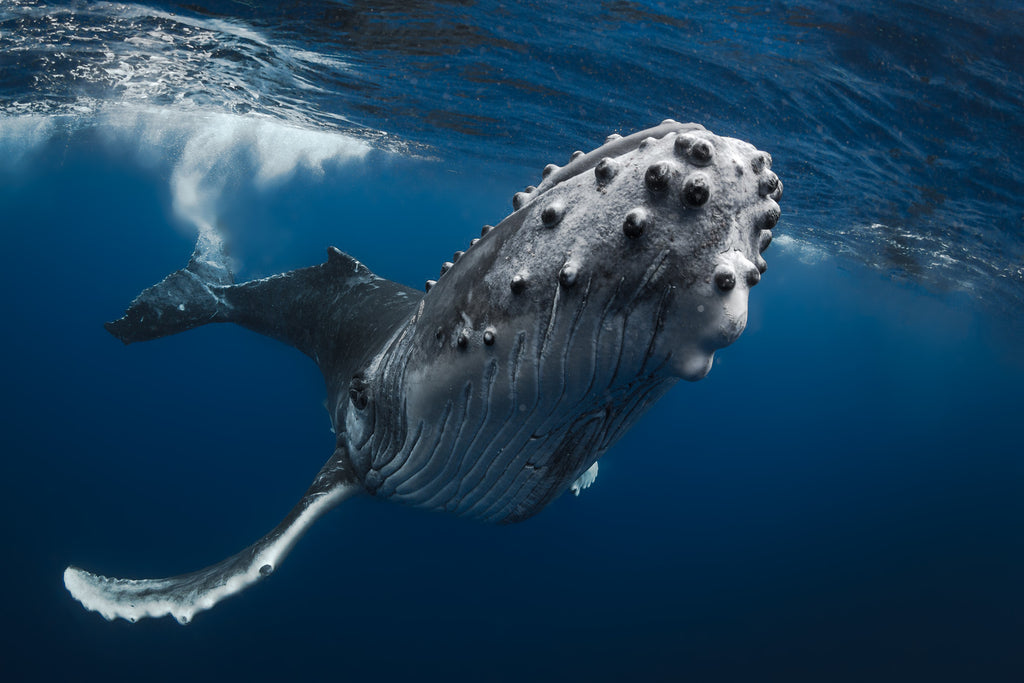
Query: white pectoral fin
xmin=570 ymin=461 xmax=599 ymax=496
xmin=64 ymin=447 xmax=360 ymax=625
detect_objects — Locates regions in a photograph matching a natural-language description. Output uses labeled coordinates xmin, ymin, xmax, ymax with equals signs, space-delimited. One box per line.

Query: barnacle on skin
xmin=595 ymin=157 xmax=621 ymax=185
xmin=622 ymin=208 xmax=650 ymax=239
xmin=541 ymin=201 xmax=566 ymax=228
xmin=558 ymin=261 xmax=579 ymax=288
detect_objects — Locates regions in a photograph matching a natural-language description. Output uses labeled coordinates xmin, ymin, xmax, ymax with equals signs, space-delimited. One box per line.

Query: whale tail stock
xmin=65 ymin=447 xmax=360 ymax=624
xmin=103 ymin=227 xmax=422 ymax=376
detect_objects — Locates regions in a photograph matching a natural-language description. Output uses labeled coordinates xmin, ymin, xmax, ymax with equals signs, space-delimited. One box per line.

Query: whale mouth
xmin=675 ymin=350 xmax=715 ymax=382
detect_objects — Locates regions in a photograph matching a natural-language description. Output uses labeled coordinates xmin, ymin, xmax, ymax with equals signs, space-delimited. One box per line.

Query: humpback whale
xmin=64 ymin=121 xmax=783 ymax=624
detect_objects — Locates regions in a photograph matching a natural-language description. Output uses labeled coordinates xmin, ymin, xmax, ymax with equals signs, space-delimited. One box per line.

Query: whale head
xmin=346 ymin=121 xmax=782 ymax=522
xmin=420 ymin=120 xmax=782 ymax=380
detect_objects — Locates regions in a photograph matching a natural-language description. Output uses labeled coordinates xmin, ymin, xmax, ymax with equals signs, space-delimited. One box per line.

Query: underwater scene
xmin=2 ymin=1 xmax=1022 ymax=681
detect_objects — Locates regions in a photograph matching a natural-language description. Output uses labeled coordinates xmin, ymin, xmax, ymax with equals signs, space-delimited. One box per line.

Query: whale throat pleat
xmin=374 ymin=283 xmax=673 ymax=523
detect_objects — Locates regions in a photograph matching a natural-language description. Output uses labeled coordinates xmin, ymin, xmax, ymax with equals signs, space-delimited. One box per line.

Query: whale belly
xmin=362 ymin=296 xmax=676 ymax=523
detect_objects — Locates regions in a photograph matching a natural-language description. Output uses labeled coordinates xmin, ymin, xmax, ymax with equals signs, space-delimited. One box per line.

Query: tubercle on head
xmin=426 ymin=121 xmax=730 ymax=294
xmin=528 ymin=120 xmax=717 ymax=198
xmin=442 ymin=126 xmax=780 ymax=278
xmin=424 ymin=224 xmax=493 ymax=292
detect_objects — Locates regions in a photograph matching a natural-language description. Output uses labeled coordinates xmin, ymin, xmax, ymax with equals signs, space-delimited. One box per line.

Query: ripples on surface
xmin=1 ymin=0 xmax=1022 ymax=313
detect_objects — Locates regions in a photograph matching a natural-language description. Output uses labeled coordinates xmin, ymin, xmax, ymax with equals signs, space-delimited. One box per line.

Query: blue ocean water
xmin=2 ymin=1 xmax=1023 ymax=681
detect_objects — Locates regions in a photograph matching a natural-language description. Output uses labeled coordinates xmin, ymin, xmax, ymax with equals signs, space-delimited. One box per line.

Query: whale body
xmin=64 ymin=121 xmax=783 ymax=623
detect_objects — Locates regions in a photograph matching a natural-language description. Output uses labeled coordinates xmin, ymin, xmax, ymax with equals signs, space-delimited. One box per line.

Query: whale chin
xmin=668 ymin=296 xmax=750 ymax=381
xmin=673 ymin=350 xmax=715 ymax=382
xmin=717 ymin=305 xmax=749 ymax=348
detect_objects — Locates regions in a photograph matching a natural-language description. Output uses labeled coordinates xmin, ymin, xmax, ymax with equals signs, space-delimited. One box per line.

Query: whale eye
xmin=349 ymin=376 xmax=370 ymax=410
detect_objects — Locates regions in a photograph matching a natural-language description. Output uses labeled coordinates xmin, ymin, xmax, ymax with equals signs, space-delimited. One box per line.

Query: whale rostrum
xmin=64 ymin=121 xmax=783 ymax=624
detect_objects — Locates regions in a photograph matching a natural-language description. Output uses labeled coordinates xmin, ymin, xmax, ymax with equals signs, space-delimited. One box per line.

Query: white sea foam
xmin=0 ymin=105 xmax=372 ymax=239
xmin=106 ymin=108 xmax=373 ymax=235
xmin=773 ymin=234 xmax=830 ymax=265
xmin=0 ymin=0 xmax=377 ymax=238
xmin=0 ymin=114 xmax=59 ymax=166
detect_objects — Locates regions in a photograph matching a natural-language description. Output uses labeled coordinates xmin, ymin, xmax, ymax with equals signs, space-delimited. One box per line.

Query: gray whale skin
xmin=64 ymin=120 xmax=783 ymax=624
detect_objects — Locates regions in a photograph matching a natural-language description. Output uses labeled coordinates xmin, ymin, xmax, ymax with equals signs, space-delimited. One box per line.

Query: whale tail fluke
xmin=105 ymin=229 xmax=234 ymax=345
xmin=64 ymin=447 xmax=360 ymax=624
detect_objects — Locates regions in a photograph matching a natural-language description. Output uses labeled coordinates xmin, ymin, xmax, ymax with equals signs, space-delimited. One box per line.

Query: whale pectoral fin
xmin=64 ymin=447 xmax=360 ymax=624
xmin=570 ymin=461 xmax=599 ymax=496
